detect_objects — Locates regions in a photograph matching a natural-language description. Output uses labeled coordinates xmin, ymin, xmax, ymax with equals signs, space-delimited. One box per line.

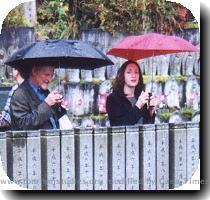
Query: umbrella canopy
xmin=107 ymin=33 xmax=199 ymax=61
xmin=5 ymin=39 xmax=113 ymax=70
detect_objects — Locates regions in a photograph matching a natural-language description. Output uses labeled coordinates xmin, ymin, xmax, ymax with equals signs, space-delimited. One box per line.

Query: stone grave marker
xmin=7 ymin=131 xmax=27 ymax=188
xmin=139 ymin=124 xmax=156 ymax=190
xmin=27 ymin=130 xmax=42 ymax=190
xmin=155 ymin=123 xmax=169 ymax=190
xmin=108 ymin=126 xmax=125 ymax=190
xmin=75 ymin=128 xmax=93 ymax=190
xmin=93 ymin=127 xmax=108 ymax=190
xmin=41 ymin=129 xmax=61 ymax=190
xmin=186 ymin=122 xmax=200 ymax=181
xmin=125 ymin=125 xmax=139 ymax=190
xmin=60 ymin=129 xmax=75 ymax=190
xmin=169 ymin=123 xmax=187 ymax=189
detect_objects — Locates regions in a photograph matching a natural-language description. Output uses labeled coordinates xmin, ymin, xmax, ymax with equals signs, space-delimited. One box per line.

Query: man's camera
xmin=59 ymin=94 xmax=64 ymax=100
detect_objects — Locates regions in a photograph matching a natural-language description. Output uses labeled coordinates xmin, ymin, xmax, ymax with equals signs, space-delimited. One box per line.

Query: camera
xmin=148 ymin=92 xmax=153 ymax=107
xmin=59 ymin=94 xmax=64 ymax=100
xmin=148 ymin=92 xmax=152 ymax=102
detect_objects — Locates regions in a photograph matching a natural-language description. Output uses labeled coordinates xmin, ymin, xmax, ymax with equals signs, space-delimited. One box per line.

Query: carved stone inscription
xmin=186 ymin=123 xmax=199 ymax=181
xmin=109 ymin=127 xmax=125 ymax=190
xmin=27 ymin=131 xmax=41 ymax=190
xmin=169 ymin=124 xmax=187 ymax=189
xmin=156 ymin=124 xmax=169 ymax=190
xmin=7 ymin=131 xmax=27 ymax=188
xmin=41 ymin=130 xmax=61 ymax=190
xmin=94 ymin=128 xmax=108 ymax=190
xmin=76 ymin=129 xmax=93 ymax=190
xmin=140 ymin=125 xmax=156 ymax=190
xmin=125 ymin=126 xmax=139 ymax=190
xmin=61 ymin=130 xmax=75 ymax=190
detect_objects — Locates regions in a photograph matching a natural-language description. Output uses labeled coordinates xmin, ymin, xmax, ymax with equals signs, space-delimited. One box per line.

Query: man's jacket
xmin=10 ymin=81 xmax=66 ymax=130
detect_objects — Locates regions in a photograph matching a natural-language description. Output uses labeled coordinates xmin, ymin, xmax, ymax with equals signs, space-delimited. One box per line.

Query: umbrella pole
xmin=58 ymin=61 xmax=61 ymax=91
xmin=152 ymin=58 xmax=153 ymax=93
xmin=151 ymin=52 xmax=154 ymax=94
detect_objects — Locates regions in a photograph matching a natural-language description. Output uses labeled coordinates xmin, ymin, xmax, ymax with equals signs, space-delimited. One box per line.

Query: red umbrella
xmin=107 ymin=33 xmax=199 ymax=61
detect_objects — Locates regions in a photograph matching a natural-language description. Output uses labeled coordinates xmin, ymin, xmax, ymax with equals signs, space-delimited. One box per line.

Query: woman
xmin=106 ymin=60 xmax=158 ymax=126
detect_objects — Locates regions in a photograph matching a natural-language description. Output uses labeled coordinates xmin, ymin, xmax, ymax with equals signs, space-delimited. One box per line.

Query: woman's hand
xmin=148 ymin=95 xmax=160 ymax=116
xmin=148 ymin=95 xmax=159 ymax=107
xmin=136 ymin=91 xmax=149 ymax=109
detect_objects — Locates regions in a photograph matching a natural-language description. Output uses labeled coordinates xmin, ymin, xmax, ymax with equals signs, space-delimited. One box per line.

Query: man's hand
xmin=45 ymin=90 xmax=63 ymax=106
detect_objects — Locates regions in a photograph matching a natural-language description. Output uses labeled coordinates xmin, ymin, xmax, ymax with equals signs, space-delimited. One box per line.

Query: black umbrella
xmin=4 ymin=39 xmax=113 ymax=70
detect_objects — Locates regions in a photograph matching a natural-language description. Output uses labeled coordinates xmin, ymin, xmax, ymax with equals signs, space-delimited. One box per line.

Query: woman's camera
xmin=148 ymin=92 xmax=152 ymax=102
xmin=148 ymin=92 xmax=154 ymax=107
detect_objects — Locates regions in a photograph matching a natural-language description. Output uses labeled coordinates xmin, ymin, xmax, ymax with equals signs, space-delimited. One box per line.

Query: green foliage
xmin=158 ymin=108 xmax=194 ymax=122
xmin=3 ymin=4 xmax=31 ymax=27
xmin=78 ymin=0 xmax=145 ymax=34
xmin=143 ymin=75 xmax=192 ymax=84
xmin=34 ymin=0 xmax=197 ymax=39
xmin=91 ymin=78 xmax=103 ymax=85
xmin=77 ymin=0 xmax=190 ymax=35
xmin=185 ymin=21 xmax=199 ymax=29
xmin=91 ymin=114 xmax=106 ymax=121
xmin=143 ymin=75 xmax=170 ymax=84
xmin=36 ymin=0 xmax=79 ymax=39
xmin=179 ymin=108 xmax=193 ymax=119
xmin=175 ymin=76 xmax=188 ymax=82
xmin=0 ymin=80 xmax=15 ymax=87
xmin=154 ymin=76 xmax=168 ymax=83
xmin=4 ymin=0 xmax=197 ymax=40
xmin=159 ymin=111 xmax=172 ymax=122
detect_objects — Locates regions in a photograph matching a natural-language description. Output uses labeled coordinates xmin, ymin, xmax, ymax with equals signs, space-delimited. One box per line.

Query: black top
xmin=106 ymin=90 xmax=155 ymax=126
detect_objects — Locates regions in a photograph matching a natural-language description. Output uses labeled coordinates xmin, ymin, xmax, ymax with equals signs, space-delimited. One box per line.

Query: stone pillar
xmin=108 ymin=126 xmax=125 ymax=190
xmin=106 ymin=65 xmax=118 ymax=80
xmin=80 ymin=70 xmax=93 ymax=82
xmin=169 ymin=53 xmax=182 ymax=76
xmin=169 ymin=123 xmax=187 ymax=189
xmin=22 ymin=1 xmax=37 ymax=24
xmin=27 ymin=130 xmax=42 ymax=190
xmin=125 ymin=125 xmax=139 ymax=190
xmin=164 ymin=78 xmax=180 ymax=108
xmin=139 ymin=124 xmax=156 ymax=190
xmin=0 ymin=131 xmax=7 ymax=173
xmin=60 ymin=129 xmax=75 ymax=190
xmin=186 ymin=122 xmax=200 ymax=181
xmin=182 ymin=52 xmax=195 ymax=76
xmin=155 ymin=123 xmax=169 ymax=190
xmin=75 ymin=128 xmax=93 ymax=190
xmin=93 ymin=67 xmax=106 ymax=81
xmin=41 ymin=129 xmax=61 ymax=190
xmin=66 ymin=69 xmax=80 ymax=83
xmin=93 ymin=127 xmax=108 ymax=190
xmin=156 ymin=54 xmax=170 ymax=76
xmin=6 ymin=131 xmax=27 ymax=188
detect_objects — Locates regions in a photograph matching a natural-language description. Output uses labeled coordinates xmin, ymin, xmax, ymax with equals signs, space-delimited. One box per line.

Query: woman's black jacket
xmin=106 ymin=90 xmax=155 ymax=126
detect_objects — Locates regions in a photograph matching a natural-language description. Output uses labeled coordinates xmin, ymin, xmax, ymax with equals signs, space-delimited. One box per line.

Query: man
xmin=10 ymin=65 xmax=66 ymax=130
xmin=0 ymin=68 xmax=24 ymax=128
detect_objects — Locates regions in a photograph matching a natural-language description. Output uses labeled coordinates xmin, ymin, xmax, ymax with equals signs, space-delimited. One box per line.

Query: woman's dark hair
xmin=112 ymin=60 xmax=144 ymax=98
